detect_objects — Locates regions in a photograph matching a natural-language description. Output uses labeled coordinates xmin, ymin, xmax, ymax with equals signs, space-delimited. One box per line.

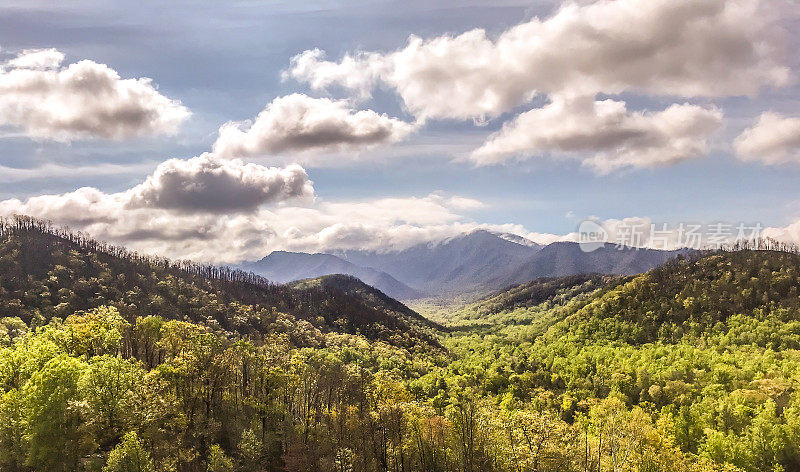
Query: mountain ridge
xmin=240 ymin=250 xmax=424 ymax=300
xmin=246 ymin=230 xmax=693 ymax=298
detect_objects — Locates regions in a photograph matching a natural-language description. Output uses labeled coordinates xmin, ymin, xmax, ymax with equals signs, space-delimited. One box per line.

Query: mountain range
xmin=242 ymin=230 xmax=690 ymax=299
xmin=240 ymin=251 xmax=423 ymax=300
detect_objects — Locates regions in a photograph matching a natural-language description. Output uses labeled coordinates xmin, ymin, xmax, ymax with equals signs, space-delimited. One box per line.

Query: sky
xmin=1 ymin=0 xmax=800 ymax=263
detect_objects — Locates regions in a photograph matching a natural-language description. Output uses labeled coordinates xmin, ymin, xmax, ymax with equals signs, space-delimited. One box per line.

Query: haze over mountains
xmin=243 ymin=230 xmax=690 ymax=299
xmin=241 ymin=251 xmax=424 ymax=300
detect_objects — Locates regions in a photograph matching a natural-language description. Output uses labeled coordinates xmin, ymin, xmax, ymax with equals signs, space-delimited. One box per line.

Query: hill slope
xmin=450 ymin=273 xmax=620 ymax=321
xmin=289 ymin=274 xmax=442 ymax=332
xmin=553 ymin=249 xmax=800 ymax=344
xmin=438 ymin=249 xmax=800 ymax=472
xmin=0 ymin=217 xmax=440 ymax=349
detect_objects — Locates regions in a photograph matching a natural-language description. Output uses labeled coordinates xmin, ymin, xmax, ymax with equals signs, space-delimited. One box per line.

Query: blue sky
xmin=1 ymin=0 xmax=799 ymax=262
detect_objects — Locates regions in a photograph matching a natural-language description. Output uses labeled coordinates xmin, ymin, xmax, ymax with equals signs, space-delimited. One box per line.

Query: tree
xmin=22 ymin=354 xmax=93 ymax=472
xmin=104 ymin=431 xmax=154 ymax=472
xmin=79 ymin=355 xmax=144 ymax=448
xmin=0 ymin=389 xmax=26 ymax=472
xmin=207 ymin=444 xmax=234 ymax=472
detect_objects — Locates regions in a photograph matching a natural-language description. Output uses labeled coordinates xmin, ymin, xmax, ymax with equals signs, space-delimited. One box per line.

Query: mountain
xmin=242 ymin=231 xmax=691 ymax=298
xmin=552 ymin=249 xmax=800 ymax=344
xmin=288 ymin=274 xmax=437 ymax=330
xmin=6 ymin=217 xmax=800 ymax=472
xmin=241 ymin=251 xmax=423 ymax=300
xmin=0 ymin=216 xmax=441 ymax=349
xmin=491 ymin=241 xmax=692 ymax=288
xmin=336 ymin=229 xmax=543 ymax=295
xmin=337 ymin=231 xmax=689 ymax=296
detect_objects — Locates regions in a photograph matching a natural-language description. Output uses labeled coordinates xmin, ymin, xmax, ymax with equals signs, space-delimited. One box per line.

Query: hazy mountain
xmin=243 ymin=231 xmax=692 ymax=299
xmin=241 ymin=251 xmax=424 ymax=300
xmin=491 ymin=242 xmax=693 ymax=288
xmin=336 ymin=229 xmax=543 ymax=294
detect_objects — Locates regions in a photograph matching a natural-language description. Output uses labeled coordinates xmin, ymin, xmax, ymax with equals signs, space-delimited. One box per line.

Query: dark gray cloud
xmin=126 ymin=154 xmax=313 ymax=212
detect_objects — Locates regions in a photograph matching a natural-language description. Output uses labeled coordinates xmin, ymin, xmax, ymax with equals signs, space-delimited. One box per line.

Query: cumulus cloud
xmin=733 ymin=112 xmax=800 ymax=164
xmin=0 ymin=185 xmax=515 ymax=263
xmin=212 ymin=93 xmax=415 ymax=159
xmin=126 ymin=154 xmax=313 ymax=213
xmin=286 ymin=0 xmax=788 ymax=121
xmin=0 ymin=48 xmax=190 ymax=141
xmin=0 ymin=155 xmax=313 ymax=241
xmin=470 ymin=95 xmax=723 ymax=173
xmin=7 ymin=48 xmax=64 ymax=70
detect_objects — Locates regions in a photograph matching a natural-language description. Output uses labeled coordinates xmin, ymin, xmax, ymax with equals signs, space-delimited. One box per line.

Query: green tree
xmin=103 ymin=431 xmax=154 ymax=472
xmin=79 ymin=355 xmax=144 ymax=447
xmin=207 ymin=444 xmax=234 ymax=472
xmin=22 ymin=354 xmax=93 ymax=472
xmin=0 ymin=388 xmax=26 ymax=472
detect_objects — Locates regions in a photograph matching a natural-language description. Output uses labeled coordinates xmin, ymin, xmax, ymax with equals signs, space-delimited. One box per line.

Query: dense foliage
xmin=0 ymin=216 xmax=440 ymax=351
xmin=3 ymin=217 xmax=800 ymax=472
xmin=441 ymin=250 xmax=800 ymax=472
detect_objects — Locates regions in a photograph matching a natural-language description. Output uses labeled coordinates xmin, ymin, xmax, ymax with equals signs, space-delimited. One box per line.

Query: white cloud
xmin=7 ymin=48 xmax=64 ymax=70
xmin=0 ymin=184 xmax=510 ymax=263
xmin=733 ymin=112 xmax=800 ymax=164
xmin=9 ymin=175 xmax=800 ymax=262
xmin=284 ymin=49 xmax=385 ymax=101
xmin=286 ymin=0 xmax=789 ymax=121
xmin=212 ymin=93 xmax=415 ymax=159
xmin=470 ymin=94 xmax=723 ymax=173
xmin=0 ymin=48 xmax=190 ymax=141
xmin=126 ymin=154 xmax=314 ymax=213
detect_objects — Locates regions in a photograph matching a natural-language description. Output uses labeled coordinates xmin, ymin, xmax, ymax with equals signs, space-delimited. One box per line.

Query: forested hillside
xmin=0 ymin=216 xmax=441 ymax=350
xmin=446 ymin=273 xmax=621 ymax=322
xmin=4 ymin=217 xmax=800 ymax=472
xmin=443 ymin=249 xmax=800 ymax=472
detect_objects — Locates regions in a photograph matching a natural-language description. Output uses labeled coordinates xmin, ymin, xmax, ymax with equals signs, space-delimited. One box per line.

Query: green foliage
xmin=0 ymin=216 xmax=440 ymax=351
xmin=207 ymin=444 xmax=234 ymax=472
xmin=103 ymin=431 xmax=154 ymax=472
xmin=22 ymin=354 xmax=93 ymax=472
xmin=5 ymin=219 xmax=800 ymax=471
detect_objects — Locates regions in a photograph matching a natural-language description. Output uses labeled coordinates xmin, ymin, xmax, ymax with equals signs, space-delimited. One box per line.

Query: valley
xmin=1 ymin=217 xmax=799 ymax=472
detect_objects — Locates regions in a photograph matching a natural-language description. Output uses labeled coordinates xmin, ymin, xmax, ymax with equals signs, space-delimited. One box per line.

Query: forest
xmin=2 ymin=216 xmax=800 ymax=472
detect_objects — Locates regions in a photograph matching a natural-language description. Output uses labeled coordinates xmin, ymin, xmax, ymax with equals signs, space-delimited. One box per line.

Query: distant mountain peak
xmin=492 ymin=231 xmax=542 ymax=248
